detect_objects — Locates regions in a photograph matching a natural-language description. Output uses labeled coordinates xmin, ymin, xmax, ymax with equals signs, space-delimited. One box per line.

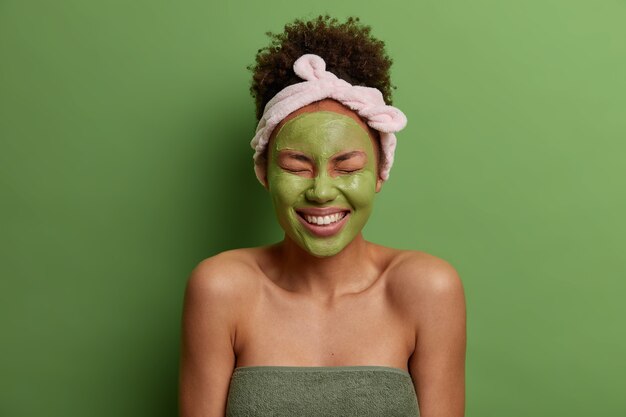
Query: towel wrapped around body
xmin=226 ymin=365 xmax=420 ymax=417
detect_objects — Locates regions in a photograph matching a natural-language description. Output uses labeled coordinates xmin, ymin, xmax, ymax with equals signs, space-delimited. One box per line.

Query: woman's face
xmin=266 ymin=110 xmax=381 ymax=257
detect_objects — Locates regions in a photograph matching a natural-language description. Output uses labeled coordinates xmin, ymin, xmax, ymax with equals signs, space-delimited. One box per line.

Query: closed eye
xmin=284 ymin=167 xmax=312 ymax=174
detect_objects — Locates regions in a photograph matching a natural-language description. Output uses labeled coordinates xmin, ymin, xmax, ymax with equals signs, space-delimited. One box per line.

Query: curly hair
xmin=247 ymin=14 xmax=396 ymax=122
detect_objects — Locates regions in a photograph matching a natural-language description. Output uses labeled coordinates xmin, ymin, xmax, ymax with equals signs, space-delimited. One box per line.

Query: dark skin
xmin=179 ymin=99 xmax=466 ymax=417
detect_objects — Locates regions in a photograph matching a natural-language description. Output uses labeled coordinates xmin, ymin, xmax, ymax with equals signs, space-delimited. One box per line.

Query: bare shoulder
xmin=386 ymin=249 xmax=466 ymax=319
xmin=391 ymin=250 xmax=463 ymax=291
xmin=187 ymin=246 xmax=264 ymax=284
xmin=179 ymin=248 xmax=265 ymax=417
xmin=184 ymin=247 xmax=263 ymax=307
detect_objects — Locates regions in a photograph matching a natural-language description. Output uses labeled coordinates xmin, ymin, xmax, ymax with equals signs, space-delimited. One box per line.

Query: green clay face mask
xmin=266 ymin=111 xmax=379 ymax=257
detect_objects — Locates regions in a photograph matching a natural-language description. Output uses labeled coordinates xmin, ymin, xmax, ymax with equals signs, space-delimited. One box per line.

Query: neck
xmin=271 ymin=232 xmax=378 ymax=300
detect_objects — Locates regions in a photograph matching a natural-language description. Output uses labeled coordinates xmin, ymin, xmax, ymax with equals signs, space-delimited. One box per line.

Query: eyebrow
xmin=332 ymin=151 xmax=365 ymax=162
xmin=280 ymin=152 xmax=312 ymax=162
xmin=279 ymin=150 xmax=365 ymax=162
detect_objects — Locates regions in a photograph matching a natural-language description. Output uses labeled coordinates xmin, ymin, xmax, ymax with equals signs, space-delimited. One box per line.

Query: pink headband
xmin=250 ymin=53 xmax=407 ymax=187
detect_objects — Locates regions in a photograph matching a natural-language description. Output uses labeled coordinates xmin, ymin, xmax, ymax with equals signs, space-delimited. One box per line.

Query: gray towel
xmin=226 ymin=366 xmax=420 ymax=417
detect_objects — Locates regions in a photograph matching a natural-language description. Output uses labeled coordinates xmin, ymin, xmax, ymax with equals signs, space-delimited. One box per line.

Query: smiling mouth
xmin=294 ymin=209 xmax=351 ymax=237
xmin=295 ymin=210 xmax=350 ymax=226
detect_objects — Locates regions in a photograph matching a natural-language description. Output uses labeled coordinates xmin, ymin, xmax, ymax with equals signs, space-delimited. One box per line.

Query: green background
xmin=1 ymin=1 xmax=624 ymax=416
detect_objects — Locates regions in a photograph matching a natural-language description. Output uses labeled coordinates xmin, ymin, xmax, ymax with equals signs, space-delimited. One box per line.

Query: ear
xmin=375 ymin=176 xmax=383 ymax=193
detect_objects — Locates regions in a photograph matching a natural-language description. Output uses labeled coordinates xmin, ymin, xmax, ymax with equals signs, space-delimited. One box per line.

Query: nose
xmin=305 ymin=170 xmax=339 ymax=203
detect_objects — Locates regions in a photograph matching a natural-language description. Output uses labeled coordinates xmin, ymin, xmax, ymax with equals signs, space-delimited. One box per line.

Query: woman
xmin=179 ymin=15 xmax=466 ymax=417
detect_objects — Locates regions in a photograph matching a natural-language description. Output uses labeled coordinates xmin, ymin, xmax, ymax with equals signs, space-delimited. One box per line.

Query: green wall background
xmin=1 ymin=1 xmax=624 ymax=416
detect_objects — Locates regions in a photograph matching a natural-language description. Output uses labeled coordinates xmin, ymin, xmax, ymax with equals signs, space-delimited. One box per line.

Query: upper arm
xmin=178 ymin=256 xmax=241 ymax=417
xmin=405 ymin=255 xmax=467 ymax=417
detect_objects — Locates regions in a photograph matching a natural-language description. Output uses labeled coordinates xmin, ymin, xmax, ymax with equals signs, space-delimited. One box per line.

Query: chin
xmin=307 ymin=248 xmax=341 ymax=258
xmin=300 ymin=239 xmax=349 ymax=258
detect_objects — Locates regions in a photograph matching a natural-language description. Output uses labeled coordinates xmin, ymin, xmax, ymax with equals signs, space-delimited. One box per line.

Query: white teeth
xmin=303 ymin=212 xmax=347 ymax=226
